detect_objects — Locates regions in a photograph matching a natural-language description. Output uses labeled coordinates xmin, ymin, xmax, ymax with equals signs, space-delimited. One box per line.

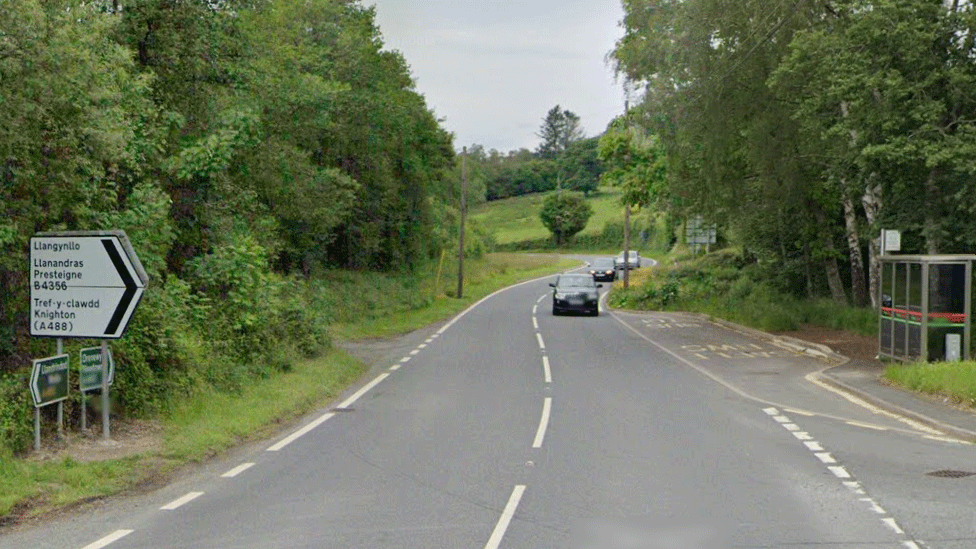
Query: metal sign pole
xmin=101 ymin=339 xmax=110 ymax=440
xmin=34 ymin=408 xmax=40 ymax=452
xmin=56 ymin=338 xmax=63 ymax=440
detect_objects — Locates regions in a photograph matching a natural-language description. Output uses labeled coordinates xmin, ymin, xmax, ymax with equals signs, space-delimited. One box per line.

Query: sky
xmin=369 ymin=0 xmax=627 ymax=153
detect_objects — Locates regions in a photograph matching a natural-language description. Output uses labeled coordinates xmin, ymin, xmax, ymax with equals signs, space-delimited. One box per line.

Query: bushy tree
xmin=540 ymin=192 xmax=593 ymax=245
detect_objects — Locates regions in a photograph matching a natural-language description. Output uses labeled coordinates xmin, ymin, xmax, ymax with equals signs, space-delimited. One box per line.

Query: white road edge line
xmin=221 ymin=462 xmax=255 ymax=478
xmin=81 ymin=530 xmax=134 ymax=549
xmin=532 ymin=398 xmax=553 ymax=448
xmin=338 ymin=373 xmax=391 ymax=409
xmin=882 ymin=517 xmax=905 ymax=535
xmin=828 ymin=466 xmax=851 ymax=479
xmin=542 ymin=355 xmax=552 ymax=384
xmin=484 ymin=485 xmax=527 ymax=549
xmin=267 ymin=412 xmax=336 ymax=452
xmin=160 ymin=491 xmax=204 ymax=511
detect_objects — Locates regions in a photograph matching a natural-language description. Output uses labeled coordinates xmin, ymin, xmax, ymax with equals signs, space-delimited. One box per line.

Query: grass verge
xmin=883 ymin=361 xmax=976 ymax=408
xmin=0 ymin=252 xmax=577 ymax=522
xmin=607 ymin=250 xmax=877 ymax=336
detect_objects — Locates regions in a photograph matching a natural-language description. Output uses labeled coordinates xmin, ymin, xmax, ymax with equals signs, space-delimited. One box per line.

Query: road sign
xmin=30 ymin=230 xmax=147 ymax=339
xmin=30 ymin=354 xmax=70 ymax=407
xmin=79 ymin=347 xmax=114 ymax=393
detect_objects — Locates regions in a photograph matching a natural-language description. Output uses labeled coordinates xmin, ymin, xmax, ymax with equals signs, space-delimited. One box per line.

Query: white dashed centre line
xmin=536 ymin=333 xmax=546 ymax=351
xmin=161 ymin=491 xmax=204 ymax=511
xmin=400 ymin=357 xmax=411 ymax=363
xmin=81 ymin=530 xmax=134 ymax=549
xmin=409 ymin=349 xmax=419 ymax=356
xmin=417 ymin=343 xmax=427 ymax=349
xmin=542 ymin=355 xmax=552 ymax=384
xmin=484 ymin=485 xmax=526 ymax=549
xmin=532 ymin=317 xmax=539 ymax=330
xmin=221 ymin=462 xmax=255 ymax=478
xmin=536 ymin=295 xmax=546 ymax=304
xmin=533 ymin=398 xmax=553 ymax=448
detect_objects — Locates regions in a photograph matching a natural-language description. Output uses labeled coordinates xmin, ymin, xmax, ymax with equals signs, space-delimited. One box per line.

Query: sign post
xmin=29 ymin=354 xmax=70 ymax=451
xmin=30 ymin=230 xmax=147 ymax=441
xmin=79 ymin=346 xmax=114 ymax=432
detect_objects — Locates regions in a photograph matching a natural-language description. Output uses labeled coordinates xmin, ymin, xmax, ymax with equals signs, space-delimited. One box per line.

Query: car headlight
xmin=555 ymin=293 xmax=568 ymax=300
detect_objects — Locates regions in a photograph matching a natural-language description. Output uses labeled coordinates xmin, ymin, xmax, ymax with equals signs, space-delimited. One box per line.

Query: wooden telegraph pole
xmin=623 ymin=99 xmax=631 ymax=290
xmin=457 ymin=147 xmax=466 ymax=299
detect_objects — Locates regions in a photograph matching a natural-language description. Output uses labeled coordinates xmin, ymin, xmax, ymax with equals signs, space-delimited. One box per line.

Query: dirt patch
xmin=773 ymin=324 xmax=881 ymax=364
xmin=29 ymin=418 xmax=163 ymax=464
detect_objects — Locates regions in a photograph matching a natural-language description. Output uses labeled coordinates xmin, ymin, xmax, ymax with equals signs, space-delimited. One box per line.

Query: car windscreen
xmin=558 ymin=275 xmax=595 ymax=287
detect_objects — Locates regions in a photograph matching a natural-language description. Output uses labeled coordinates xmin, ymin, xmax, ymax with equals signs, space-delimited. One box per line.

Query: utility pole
xmin=623 ymin=99 xmax=631 ymax=290
xmin=457 ymin=147 xmax=466 ymax=299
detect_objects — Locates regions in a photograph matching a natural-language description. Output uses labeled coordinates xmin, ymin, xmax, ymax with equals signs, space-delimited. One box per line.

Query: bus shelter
xmin=879 ymin=255 xmax=976 ymax=362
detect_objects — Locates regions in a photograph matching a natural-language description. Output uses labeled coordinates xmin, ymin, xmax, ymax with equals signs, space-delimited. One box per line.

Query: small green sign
xmin=30 ymin=354 xmax=70 ymax=407
xmin=79 ymin=347 xmax=114 ymax=393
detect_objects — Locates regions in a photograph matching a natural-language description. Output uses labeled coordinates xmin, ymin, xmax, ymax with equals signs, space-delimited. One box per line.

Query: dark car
xmin=589 ymin=258 xmax=616 ymax=282
xmin=550 ymin=274 xmax=602 ymax=316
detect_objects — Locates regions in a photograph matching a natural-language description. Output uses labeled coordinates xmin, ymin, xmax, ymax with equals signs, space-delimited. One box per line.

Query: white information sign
xmin=882 ymin=229 xmax=901 ymax=253
xmin=30 ymin=231 xmax=147 ymax=339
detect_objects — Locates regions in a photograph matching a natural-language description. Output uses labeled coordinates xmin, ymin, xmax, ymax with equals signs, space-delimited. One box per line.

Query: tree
xmin=536 ymin=105 xmax=584 ymax=159
xmin=598 ymin=119 xmax=666 ymax=208
xmin=557 ymin=137 xmax=602 ymax=195
xmin=540 ymin=192 xmax=593 ymax=245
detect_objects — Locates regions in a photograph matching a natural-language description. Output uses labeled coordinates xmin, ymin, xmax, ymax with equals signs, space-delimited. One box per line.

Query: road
xmin=3 ymin=259 xmax=976 ymax=548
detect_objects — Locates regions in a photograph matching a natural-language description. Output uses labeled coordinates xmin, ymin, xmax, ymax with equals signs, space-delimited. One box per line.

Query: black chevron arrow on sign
xmin=102 ymin=238 xmax=136 ymax=336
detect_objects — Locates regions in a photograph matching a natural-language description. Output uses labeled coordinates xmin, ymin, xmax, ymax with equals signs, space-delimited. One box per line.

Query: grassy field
xmin=471 ymin=188 xmax=627 ymax=245
xmin=0 ymin=253 xmax=578 ymax=521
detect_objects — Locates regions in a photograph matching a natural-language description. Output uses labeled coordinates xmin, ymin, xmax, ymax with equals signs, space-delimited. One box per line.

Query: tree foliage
xmin=540 ymin=192 xmax=594 ymax=245
xmin=536 ymin=105 xmax=585 ymax=159
xmin=611 ymin=0 xmax=976 ymax=304
xmin=0 ymin=0 xmax=457 ymax=452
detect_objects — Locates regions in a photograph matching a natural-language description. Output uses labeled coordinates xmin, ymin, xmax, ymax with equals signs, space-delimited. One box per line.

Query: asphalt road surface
xmin=3 ymin=259 xmax=976 ymax=549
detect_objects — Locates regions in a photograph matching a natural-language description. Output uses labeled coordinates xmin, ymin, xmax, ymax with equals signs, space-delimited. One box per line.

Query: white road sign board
xmin=30 ymin=231 xmax=147 ymax=339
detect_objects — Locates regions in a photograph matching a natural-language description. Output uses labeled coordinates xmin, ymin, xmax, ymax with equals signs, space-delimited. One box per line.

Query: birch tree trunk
xmin=814 ymin=205 xmax=847 ymax=304
xmin=862 ymin=182 xmax=883 ymax=309
xmin=842 ymin=186 xmax=868 ymax=307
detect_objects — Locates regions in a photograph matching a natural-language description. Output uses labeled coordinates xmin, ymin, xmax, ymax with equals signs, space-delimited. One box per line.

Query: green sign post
xmin=79 ymin=347 xmax=114 ymax=393
xmin=30 ymin=353 xmax=69 ymax=451
xmin=30 ymin=354 xmax=69 ymax=407
xmin=79 ymin=346 xmax=114 ymax=433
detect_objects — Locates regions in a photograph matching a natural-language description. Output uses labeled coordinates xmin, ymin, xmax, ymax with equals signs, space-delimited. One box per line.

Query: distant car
xmin=550 ymin=274 xmax=602 ymax=316
xmin=589 ymin=258 xmax=616 ymax=282
xmin=614 ymin=250 xmax=641 ymax=270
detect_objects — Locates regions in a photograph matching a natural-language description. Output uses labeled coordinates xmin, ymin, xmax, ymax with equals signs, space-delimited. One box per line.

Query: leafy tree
xmin=540 ymin=192 xmax=593 ymax=245
xmin=536 ymin=105 xmax=584 ymax=159
xmin=557 ymin=137 xmax=602 ymax=195
xmin=598 ymin=119 xmax=665 ymax=208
